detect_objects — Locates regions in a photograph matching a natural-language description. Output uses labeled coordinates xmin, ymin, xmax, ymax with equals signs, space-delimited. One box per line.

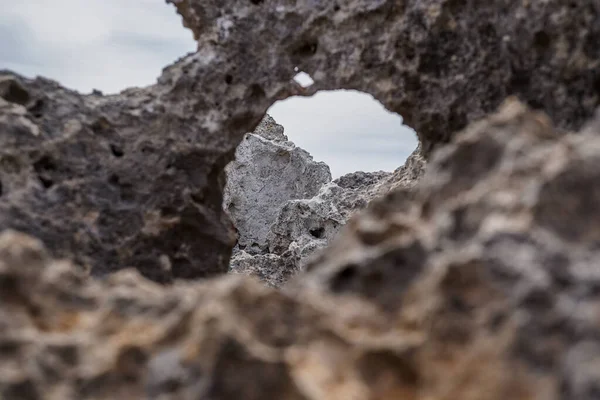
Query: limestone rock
xmin=229 ymin=249 xmax=300 ymax=288
xmin=224 ymin=114 xmax=331 ymax=253
xmin=0 ymin=72 xmax=237 ymax=283
xmin=264 ymin=147 xmax=426 ymax=278
xmin=170 ymin=0 xmax=600 ymax=154
xmin=2 ymin=0 xmax=599 ymax=286
xmin=3 ymin=101 xmax=600 ymax=399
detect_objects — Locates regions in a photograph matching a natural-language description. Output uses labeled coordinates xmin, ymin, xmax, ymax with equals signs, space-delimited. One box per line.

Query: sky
xmin=0 ymin=0 xmax=418 ymax=178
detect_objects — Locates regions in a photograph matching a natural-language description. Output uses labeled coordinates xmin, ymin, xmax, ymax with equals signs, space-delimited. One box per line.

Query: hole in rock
xmin=0 ymin=1 xmax=196 ymax=94
xmin=110 ymin=144 xmax=124 ymax=158
xmin=225 ymin=88 xmax=419 ymax=284
xmin=309 ymin=227 xmax=325 ymax=239
xmin=268 ymin=89 xmax=418 ymax=178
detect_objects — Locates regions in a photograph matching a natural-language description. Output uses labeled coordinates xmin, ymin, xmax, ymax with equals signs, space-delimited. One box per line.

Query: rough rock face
xmin=170 ymin=0 xmax=600 ymax=154
xmin=224 ymin=114 xmax=331 ymax=253
xmin=0 ymin=72 xmax=237 ymax=283
xmin=1 ymin=0 xmax=599 ymax=285
xmin=268 ymin=148 xmax=426 ymax=263
xmin=230 ymin=146 xmax=425 ymax=286
xmin=3 ymin=101 xmax=600 ymax=399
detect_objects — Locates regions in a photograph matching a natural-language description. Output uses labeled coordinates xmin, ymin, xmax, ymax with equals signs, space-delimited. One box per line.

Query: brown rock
xmin=2 ymin=101 xmax=600 ymax=399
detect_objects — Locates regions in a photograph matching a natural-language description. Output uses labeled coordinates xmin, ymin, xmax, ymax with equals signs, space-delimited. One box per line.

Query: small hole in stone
xmin=293 ymin=72 xmax=314 ymax=88
xmin=38 ymin=176 xmax=54 ymax=189
xmin=292 ymin=39 xmax=318 ymax=58
xmin=224 ymin=74 xmax=233 ymax=84
xmin=28 ymin=99 xmax=45 ymax=118
xmin=331 ymin=264 xmax=359 ymax=292
xmin=250 ymin=0 xmax=263 ymax=4
xmin=333 ymin=4 xmax=341 ymax=11
xmin=33 ymin=155 xmax=57 ymax=189
xmin=0 ymin=180 xmax=3 ymax=197
xmin=1 ymin=80 xmax=30 ymax=105
xmin=533 ymin=31 xmax=551 ymax=49
xmin=309 ymin=227 xmax=325 ymax=238
xmin=110 ymin=144 xmax=124 ymax=158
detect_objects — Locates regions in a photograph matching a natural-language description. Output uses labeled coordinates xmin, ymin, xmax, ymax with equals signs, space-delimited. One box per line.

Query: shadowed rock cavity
xmin=3 ymin=100 xmax=600 ymax=399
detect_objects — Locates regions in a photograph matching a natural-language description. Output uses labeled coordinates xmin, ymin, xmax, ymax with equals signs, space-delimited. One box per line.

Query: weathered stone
xmin=224 ymin=114 xmax=331 ymax=253
xmin=170 ymin=0 xmax=600 ymax=154
xmin=3 ymin=101 xmax=600 ymax=399
xmin=260 ymin=147 xmax=425 ymax=282
xmin=0 ymin=72 xmax=237 ymax=283
xmin=2 ymin=0 xmax=599 ymax=285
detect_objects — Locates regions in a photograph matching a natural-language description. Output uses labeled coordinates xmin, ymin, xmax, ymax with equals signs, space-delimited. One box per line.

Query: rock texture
xmin=1 ymin=0 xmax=599 ymax=285
xmin=224 ymin=114 xmax=331 ymax=253
xmin=268 ymin=148 xmax=426 ymax=265
xmin=170 ymin=0 xmax=600 ymax=154
xmin=0 ymin=72 xmax=238 ymax=283
xmin=228 ymin=141 xmax=425 ymax=286
xmin=1 ymin=0 xmax=600 ymax=398
xmin=3 ymin=101 xmax=600 ymax=399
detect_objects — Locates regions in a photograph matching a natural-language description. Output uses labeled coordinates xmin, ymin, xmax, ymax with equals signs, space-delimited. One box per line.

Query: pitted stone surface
xmin=170 ymin=0 xmax=600 ymax=154
xmin=1 ymin=0 xmax=599 ymax=284
xmin=224 ymin=114 xmax=331 ymax=253
xmin=0 ymin=72 xmax=237 ymax=283
xmin=2 ymin=102 xmax=600 ymax=399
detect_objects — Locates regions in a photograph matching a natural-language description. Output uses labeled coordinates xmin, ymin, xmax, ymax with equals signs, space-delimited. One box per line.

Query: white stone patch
xmin=293 ymin=72 xmax=315 ymax=88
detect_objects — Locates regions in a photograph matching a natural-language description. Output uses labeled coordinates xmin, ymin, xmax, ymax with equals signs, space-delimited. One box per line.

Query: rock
xmin=263 ymin=147 xmax=426 ymax=281
xmin=1 ymin=0 xmax=598 ymax=285
xmin=229 ymin=249 xmax=300 ymax=288
xmin=229 ymin=146 xmax=425 ymax=287
xmin=0 ymin=72 xmax=237 ymax=283
xmin=224 ymin=114 xmax=331 ymax=253
xmin=170 ymin=0 xmax=600 ymax=155
xmin=3 ymin=101 xmax=600 ymax=399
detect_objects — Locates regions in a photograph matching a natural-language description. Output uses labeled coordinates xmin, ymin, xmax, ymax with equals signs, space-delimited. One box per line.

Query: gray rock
xmin=224 ymin=114 xmax=331 ymax=253
xmin=267 ymin=147 xmax=426 ymax=272
xmin=0 ymin=72 xmax=238 ymax=283
xmin=170 ymin=0 xmax=600 ymax=155
xmin=230 ymin=146 xmax=425 ymax=287
xmin=229 ymin=249 xmax=299 ymax=288
xmin=3 ymin=101 xmax=600 ymax=400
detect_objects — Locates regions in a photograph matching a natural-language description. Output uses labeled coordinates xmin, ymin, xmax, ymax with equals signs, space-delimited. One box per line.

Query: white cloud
xmin=0 ymin=0 xmax=418 ymax=176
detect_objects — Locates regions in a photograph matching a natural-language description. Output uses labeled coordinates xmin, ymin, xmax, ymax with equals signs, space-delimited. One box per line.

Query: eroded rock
xmin=224 ymin=114 xmax=331 ymax=253
xmin=2 ymin=101 xmax=600 ymax=399
xmin=1 ymin=0 xmax=599 ymax=285
xmin=268 ymin=147 xmax=426 ymax=264
xmin=170 ymin=0 xmax=600 ymax=154
xmin=0 ymin=72 xmax=237 ymax=283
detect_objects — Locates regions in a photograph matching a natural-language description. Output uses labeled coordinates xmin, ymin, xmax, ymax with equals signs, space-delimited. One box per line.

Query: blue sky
xmin=0 ymin=0 xmax=417 ymax=178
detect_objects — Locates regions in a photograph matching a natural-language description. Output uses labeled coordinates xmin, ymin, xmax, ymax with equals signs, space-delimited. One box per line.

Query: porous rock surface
xmin=2 ymin=0 xmax=600 ymax=398
xmin=224 ymin=114 xmax=331 ymax=253
xmin=1 ymin=0 xmax=599 ymax=285
xmin=171 ymin=0 xmax=600 ymax=154
xmin=269 ymin=148 xmax=425 ymax=265
xmin=3 ymin=101 xmax=600 ymax=399
xmin=0 ymin=71 xmax=237 ymax=283
xmin=229 ymin=145 xmax=425 ymax=286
